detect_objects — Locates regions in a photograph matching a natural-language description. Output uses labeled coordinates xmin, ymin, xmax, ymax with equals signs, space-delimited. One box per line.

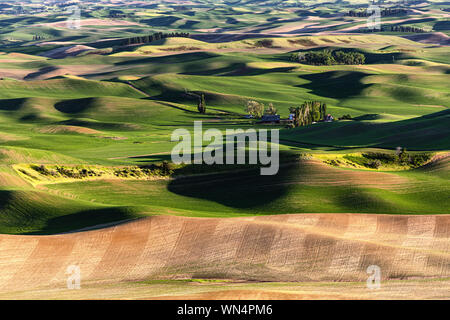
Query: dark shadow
xmin=298 ymin=71 xmax=370 ymax=99
xmin=334 ymin=187 xmax=396 ymax=213
xmin=0 ymin=98 xmax=28 ymax=111
xmin=179 ymin=20 xmax=198 ymax=29
xmin=353 ymin=114 xmax=381 ymax=121
xmin=114 ymin=51 xmax=220 ymax=66
xmin=226 ymin=17 xmax=239 ymax=24
xmin=182 ymin=62 xmax=296 ymax=77
xmin=54 ymin=98 xmax=97 ymax=114
xmin=143 ymin=84 xmax=242 ymax=108
xmin=167 ymin=151 xmax=301 ymax=209
xmin=23 ymin=66 xmax=60 ymax=80
xmin=57 ymin=118 xmax=139 ymax=131
xmin=434 ymin=20 xmax=450 ymax=31
xmin=280 ymin=110 xmax=450 ymax=151
xmin=22 ymin=207 xmax=139 ymax=235
xmin=19 ymin=113 xmax=45 ymax=122
xmin=139 ymin=16 xmax=182 ymax=27
xmin=0 ymin=190 xmax=14 ymax=211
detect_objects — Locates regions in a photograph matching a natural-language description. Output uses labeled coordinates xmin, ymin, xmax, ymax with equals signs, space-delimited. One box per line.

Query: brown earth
xmin=0 ymin=213 xmax=448 ymax=299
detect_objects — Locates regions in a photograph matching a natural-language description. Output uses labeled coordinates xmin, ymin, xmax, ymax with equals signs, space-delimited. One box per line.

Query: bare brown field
xmin=0 ymin=213 xmax=448 ymax=299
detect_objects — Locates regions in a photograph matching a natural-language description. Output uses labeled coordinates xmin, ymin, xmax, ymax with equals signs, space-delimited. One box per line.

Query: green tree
xmin=197 ymin=94 xmax=206 ymax=114
xmin=289 ymin=101 xmax=327 ymax=127
xmin=246 ymin=100 xmax=265 ymax=118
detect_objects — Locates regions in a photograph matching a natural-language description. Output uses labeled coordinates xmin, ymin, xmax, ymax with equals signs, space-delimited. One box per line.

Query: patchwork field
xmin=0 ymin=0 xmax=448 ymax=300
xmin=0 ymin=214 xmax=449 ymax=299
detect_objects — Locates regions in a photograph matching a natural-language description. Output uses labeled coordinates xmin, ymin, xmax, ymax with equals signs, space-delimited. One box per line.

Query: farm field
xmin=0 ymin=0 xmax=448 ymax=300
xmin=0 ymin=214 xmax=449 ymax=299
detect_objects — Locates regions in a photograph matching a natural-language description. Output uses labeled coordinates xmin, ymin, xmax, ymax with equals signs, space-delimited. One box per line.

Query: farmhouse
xmin=259 ymin=114 xmax=281 ymax=123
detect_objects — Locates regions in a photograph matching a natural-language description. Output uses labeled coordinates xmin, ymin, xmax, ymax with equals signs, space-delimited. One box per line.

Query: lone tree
xmin=197 ymin=94 xmax=206 ymax=114
xmin=246 ymin=100 xmax=265 ymax=118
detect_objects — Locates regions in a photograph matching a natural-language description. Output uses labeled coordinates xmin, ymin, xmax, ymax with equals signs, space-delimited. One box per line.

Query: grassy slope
xmin=0 ymin=34 xmax=448 ymax=234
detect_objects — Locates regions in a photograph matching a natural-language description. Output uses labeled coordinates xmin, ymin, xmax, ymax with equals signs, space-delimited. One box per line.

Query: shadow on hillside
xmin=114 ymin=52 xmax=220 ymax=66
xmin=297 ymin=71 xmax=370 ymax=99
xmin=24 ymin=66 xmax=60 ymax=80
xmin=142 ymin=86 xmax=243 ymax=108
xmin=139 ymin=16 xmax=182 ymax=27
xmin=57 ymin=118 xmax=138 ymax=131
xmin=0 ymin=98 xmax=28 ymax=111
xmin=22 ymin=207 xmax=139 ymax=235
xmin=166 ymin=151 xmax=304 ymax=209
xmin=183 ymin=63 xmax=297 ymax=76
xmin=54 ymin=97 xmax=97 ymax=113
xmin=334 ymin=188 xmax=396 ymax=213
xmin=180 ymin=20 xmax=198 ymax=29
xmin=280 ymin=110 xmax=450 ymax=151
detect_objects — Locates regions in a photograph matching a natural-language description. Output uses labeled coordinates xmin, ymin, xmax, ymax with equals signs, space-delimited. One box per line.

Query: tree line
xmin=122 ymin=32 xmax=190 ymax=46
xmin=290 ymin=50 xmax=366 ymax=66
xmin=347 ymin=8 xmax=407 ymax=17
xmin=384 ymin=25 xmax=426 ymax=33
xmin=361 ymin=25 xmax=426 ymax=33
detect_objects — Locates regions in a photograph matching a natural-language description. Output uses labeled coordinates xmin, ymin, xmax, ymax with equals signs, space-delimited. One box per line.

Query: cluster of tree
xmin=32 ymin=35 xmax=45 ymax=41
xmin=245 ymin=101 xmax=279 ymax=118
xmin=122 ymin=32 xmax=190 ymax=46
xmin=383 ymin=25 xmax=426 ymax=33
xmin=362 ymin=149 xmax=432 ymax=169
xmin=246 ymin=100 xmax=265 ymax=118
xmin=334 ymin=51 xmax=366 ymax=65
xmin=254 ymin=39 xmax=275 ymax=48
xmin=347 ymin=8 xmax=407 ymax=17
xmin=289 ymin=101 xmax=327 ymax=127
xmin=290 ymin=50 xmax=365 ymax=65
